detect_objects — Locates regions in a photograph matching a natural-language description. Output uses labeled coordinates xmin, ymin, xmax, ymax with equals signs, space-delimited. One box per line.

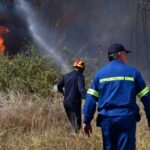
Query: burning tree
xmin=0 ymin=16 xmax=9 ymax=54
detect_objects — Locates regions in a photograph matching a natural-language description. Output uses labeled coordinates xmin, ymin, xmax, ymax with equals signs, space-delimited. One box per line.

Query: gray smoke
xmin=1 ymin=0 xmax=150 ymax=81
xmin=36 ymin=0 xmax=149 ymax=81
xmin=15 ymin=0 xmax=70 ymax=73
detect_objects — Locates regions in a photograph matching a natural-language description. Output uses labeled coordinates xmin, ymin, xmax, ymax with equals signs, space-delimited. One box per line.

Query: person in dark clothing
xmin=57 ymin=59 xmax=86 ymax=133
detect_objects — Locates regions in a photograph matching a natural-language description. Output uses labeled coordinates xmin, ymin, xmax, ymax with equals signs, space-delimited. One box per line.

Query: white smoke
xmin=14 ymin=0 xmax=70 ymax=73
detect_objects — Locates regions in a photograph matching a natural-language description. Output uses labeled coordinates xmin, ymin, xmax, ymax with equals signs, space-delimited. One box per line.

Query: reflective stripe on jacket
xmin=83 ymin=60 xmax=150 ymax=124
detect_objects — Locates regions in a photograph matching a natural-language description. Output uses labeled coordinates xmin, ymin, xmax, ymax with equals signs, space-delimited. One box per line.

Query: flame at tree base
xmin=0 ymin=36 xmax=5 ymax=54
xmin=0 ymin=26 xmax=10 ymax=54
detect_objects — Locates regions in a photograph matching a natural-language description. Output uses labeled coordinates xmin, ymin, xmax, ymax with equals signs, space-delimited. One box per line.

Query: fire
xmin=0 ymin=26 xmax=9 ymax=54
xmin=0 ymin=37 xmax=5 ymax=53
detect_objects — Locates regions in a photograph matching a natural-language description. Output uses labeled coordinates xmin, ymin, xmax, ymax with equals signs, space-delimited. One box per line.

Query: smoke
xmin=14 ymin=0 xmax=70 ymax=73
xmin=1 ymin=0 xmax=150 ymax=80
xmin=31 ymin=0 xmax=137 ymax=54
xmin=34 ymin=0 xmax=150 ymax=81
xmin=36 ymin=0 xmax=137 ymax=48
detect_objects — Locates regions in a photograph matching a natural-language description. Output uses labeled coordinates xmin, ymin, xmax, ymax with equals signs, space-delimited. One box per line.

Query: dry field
xmin=0 ymin=91 xmax=149 ymax=150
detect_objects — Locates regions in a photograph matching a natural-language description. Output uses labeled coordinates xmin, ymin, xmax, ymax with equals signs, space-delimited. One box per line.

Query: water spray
xmin=14 ymin=0 xmax=70 ymax=73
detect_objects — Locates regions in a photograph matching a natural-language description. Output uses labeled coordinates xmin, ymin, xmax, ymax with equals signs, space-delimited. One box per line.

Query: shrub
xmin=0 ymin=47 xmax=60 ymax=97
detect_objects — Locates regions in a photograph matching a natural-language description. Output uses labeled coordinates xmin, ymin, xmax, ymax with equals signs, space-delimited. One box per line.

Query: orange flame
xmin=0 ymin=26 xmax=10 ymax=54
xmin=0 ymin=37 xmax=5 ymax=53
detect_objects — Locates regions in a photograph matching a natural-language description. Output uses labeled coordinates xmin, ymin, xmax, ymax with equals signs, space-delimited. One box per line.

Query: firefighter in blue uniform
xmin=57 ymin=59 xmax=86 ymax=133
xmin=82 ymin=43 xmax=150 ymax=150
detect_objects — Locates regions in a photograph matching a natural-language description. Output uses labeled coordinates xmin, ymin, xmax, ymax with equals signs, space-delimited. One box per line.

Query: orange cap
xmin=73 ymin=59 xmax=85 ymax=69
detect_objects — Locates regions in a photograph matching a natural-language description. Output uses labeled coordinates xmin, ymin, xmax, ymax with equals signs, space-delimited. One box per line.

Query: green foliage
xmin=0 ymin=48 xmax=60 ymax=97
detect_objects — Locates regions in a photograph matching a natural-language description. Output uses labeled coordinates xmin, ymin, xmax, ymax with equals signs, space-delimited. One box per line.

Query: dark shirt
xmin=57 ymin=70 xmax=86 ymax=109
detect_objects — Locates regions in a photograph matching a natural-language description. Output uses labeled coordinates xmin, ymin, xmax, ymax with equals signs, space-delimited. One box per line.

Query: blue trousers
xmin=100 ymin=115 xmax=136 ymax=150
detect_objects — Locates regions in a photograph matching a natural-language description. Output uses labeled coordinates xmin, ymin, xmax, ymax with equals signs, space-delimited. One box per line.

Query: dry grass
xmin=0 ymin=91 xmax=149 ymax=150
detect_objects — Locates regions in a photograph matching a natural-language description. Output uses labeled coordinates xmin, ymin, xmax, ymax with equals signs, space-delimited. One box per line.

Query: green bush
xmin=0 ymin=48 xmax=60 ymax=97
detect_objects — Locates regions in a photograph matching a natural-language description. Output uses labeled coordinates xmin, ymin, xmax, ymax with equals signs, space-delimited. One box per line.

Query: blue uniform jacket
xmin=83 ymin=60 xmax=150 ymax=124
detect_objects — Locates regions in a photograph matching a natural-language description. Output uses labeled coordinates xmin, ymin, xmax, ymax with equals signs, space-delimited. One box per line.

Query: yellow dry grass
xmin=0 ymin=91 xmax=149 ymax=150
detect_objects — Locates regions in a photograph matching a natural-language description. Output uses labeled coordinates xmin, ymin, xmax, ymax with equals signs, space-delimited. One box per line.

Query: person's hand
xmin=147 ymin=120 xmax=150 ymax=129
xmin=82 ymin=123 xmax=92 ymax=137
xmin=136 ymin=113 xmax=141 ymax=122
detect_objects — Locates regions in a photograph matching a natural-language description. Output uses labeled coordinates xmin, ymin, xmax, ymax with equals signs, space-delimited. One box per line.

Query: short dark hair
xmin=108 ymin=53 xmax=118 ymax=61
xmin=74 ymin=66 xmax=85 ymax=71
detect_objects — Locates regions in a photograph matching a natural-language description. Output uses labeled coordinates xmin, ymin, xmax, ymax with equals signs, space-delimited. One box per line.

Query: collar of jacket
xmin=109 ymin=60 xmax=124 ymax=65
xmin=74 ymin=69 xmax=83 ymax=74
